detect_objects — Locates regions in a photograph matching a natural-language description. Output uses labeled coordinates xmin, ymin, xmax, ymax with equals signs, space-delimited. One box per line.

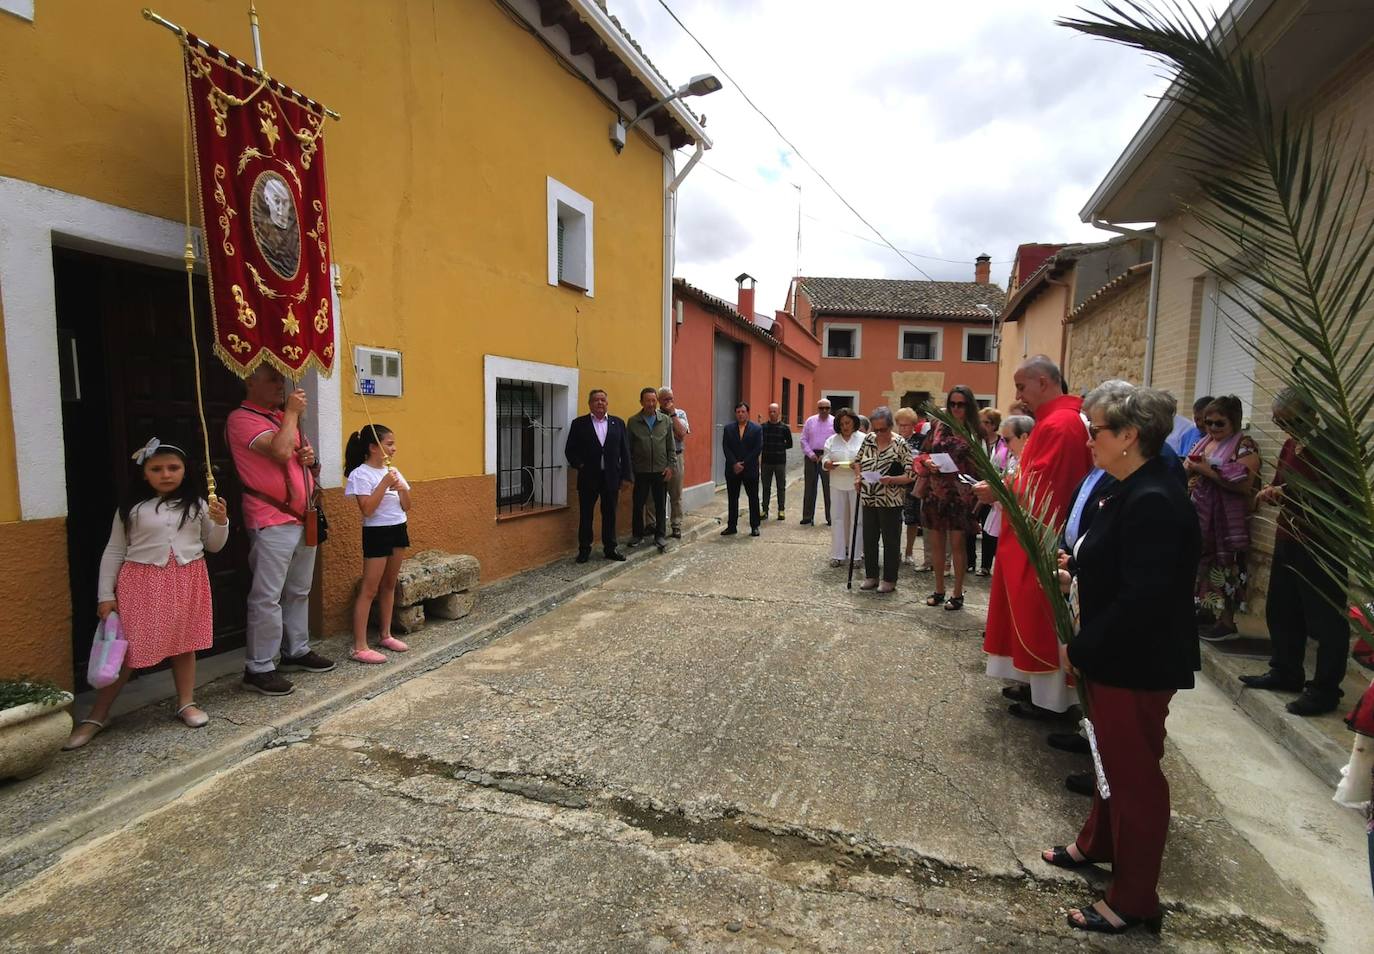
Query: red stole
xmin=983 ymin=394 xmax=1093 ymax=673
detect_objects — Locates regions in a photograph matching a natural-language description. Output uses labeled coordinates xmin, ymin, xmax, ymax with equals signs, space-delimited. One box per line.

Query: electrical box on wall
xmin=353 ymin=346 xmax=403 ymax=397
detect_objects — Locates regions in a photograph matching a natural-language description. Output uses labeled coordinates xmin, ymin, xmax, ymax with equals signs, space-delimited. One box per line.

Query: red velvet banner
xmin=183 ymin=36 xmax=335 ymax=379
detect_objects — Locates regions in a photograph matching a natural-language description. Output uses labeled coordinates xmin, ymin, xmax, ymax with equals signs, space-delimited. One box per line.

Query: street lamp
xmin=975 ymin=302 xmax=1001 ymax=362
xmin=610 ymin=73 xmax=722 ymax=153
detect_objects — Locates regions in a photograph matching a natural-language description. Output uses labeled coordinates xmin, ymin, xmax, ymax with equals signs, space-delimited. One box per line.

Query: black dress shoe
xmin=1287 ymin=690 xmax=1340 ymax=716
xmin=721 ymin=527 xmax=738 ymax=536
xmin=1007 ymin=702 xmax=1079 ymax=723
xmin=1047 ymin=732 xmax=1091 ymax=755
xmin=1065 ymin=772 xmax=1096 ymax=797
xmin=1239 ymin=670 xmax=1304 ymax=692
xmin=603 ymin=550 xmax=627 ymax=561
xmin=750 ymin=528 xmax=760 ymax=537
xmin=575 ymin=551 xmax=590 ymax=564
xmin=799 ymin=519 xmax=814 ymax=526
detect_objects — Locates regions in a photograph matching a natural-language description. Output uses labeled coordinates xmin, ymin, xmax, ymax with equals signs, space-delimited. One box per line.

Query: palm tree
xmin=1057 ymin=0 xmax=1374 ymax=603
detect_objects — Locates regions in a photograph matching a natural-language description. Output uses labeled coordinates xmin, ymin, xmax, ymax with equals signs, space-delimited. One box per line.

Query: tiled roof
xmin=795 ymin=276 xmax=1006 ymax=319
xmin=673 ymin=278 xmax=778 ymax=345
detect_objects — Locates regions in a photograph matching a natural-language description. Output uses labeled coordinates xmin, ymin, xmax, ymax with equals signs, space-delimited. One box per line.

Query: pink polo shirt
xmin=227 ymin=402 xmax=310 ymax=530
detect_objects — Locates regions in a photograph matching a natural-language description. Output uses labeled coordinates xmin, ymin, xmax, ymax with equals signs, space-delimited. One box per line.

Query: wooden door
xmin=56 ymin=249 xmax=251 ymax=688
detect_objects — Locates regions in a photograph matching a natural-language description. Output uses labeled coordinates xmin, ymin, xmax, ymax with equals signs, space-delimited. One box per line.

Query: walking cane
xmin=846 ymin=491 xmax=862 ymax=589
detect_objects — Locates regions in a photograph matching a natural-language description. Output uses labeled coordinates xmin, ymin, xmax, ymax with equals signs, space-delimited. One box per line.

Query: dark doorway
xmin=55 ymin=248 xmax=253 ymax=690
xmin=712 ymin=334 xmax=742 ymax=486
xmin=901 ymin=390 xmax=933 ymax=412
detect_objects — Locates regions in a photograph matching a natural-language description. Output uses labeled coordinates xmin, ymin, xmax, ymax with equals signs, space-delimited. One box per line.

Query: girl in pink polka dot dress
xmin=64 ymin=439 xmax=229 ymax=750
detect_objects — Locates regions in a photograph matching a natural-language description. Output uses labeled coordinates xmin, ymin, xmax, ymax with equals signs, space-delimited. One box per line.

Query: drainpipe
xmin=664 ymin=142 xmax=707 ymax=387
xmin=1092 ymin=219 xmax=1160 ymax=386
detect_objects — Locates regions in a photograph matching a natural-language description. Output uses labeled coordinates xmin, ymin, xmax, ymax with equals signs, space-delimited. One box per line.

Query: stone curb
xmin=0 ymin=512 xmax=723 ymax=890
xmin=1199 ymin=645 xmax=1347 ymax=786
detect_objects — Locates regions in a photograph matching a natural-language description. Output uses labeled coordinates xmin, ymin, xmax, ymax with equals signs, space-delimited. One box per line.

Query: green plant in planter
xmin=0 ymin=677 xmax=69 ymax=710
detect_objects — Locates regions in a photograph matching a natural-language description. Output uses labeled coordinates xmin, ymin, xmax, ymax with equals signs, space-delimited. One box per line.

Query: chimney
xmin=974 ymin=254 xmax=991 ymax=285
xmin=735 ymin=272 xmax=757 ymax=320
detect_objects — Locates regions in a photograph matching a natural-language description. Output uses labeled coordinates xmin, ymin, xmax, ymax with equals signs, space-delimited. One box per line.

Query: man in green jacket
xmin=625 ymin=387 xmax=677 ymax=551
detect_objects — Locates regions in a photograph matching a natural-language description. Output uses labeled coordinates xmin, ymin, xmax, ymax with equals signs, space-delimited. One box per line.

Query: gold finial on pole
xmin=248 ymin=2 xmax=264 ymax=72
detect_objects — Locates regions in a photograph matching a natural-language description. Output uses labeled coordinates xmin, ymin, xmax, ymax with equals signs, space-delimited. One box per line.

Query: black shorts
xmin=362 ymin=522 xmax=410 ymax=559
xmin=902 ymin=493 xmax=923 ymax=527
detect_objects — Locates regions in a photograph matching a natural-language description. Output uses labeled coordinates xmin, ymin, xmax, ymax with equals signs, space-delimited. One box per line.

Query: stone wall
xmin=1064 ymin=275 xmax=1149 ymax=391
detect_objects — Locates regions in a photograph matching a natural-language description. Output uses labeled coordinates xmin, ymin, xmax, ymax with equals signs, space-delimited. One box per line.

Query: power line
xmin=690 ymin=157 xmax=1013 ymax=266
xmin=653 ymin=0 xmax=941 ymax=281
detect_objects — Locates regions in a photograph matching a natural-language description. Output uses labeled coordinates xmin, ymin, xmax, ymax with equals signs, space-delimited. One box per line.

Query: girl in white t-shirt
xmin=344 ymin=425 xmax=412 ymax=664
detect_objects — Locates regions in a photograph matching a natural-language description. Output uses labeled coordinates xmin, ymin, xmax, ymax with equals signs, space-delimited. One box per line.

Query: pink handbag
xmin=87 ymin=612 xmax=127 ymax=688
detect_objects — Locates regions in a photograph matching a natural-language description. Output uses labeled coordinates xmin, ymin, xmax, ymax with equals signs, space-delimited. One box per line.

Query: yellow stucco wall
xmin=0 ymin=0 xmax=666 ymax=496
xmin=995 ymin=282 xmax=1069 ymax=404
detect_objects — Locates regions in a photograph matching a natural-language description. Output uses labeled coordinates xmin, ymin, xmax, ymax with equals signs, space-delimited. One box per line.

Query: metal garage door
xmin=713 ymin=334 xmax=741 ymax=486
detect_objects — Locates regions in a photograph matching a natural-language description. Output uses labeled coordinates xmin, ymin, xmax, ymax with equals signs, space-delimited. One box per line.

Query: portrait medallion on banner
xmin=250 ymin=171 xmax=302 ymax=280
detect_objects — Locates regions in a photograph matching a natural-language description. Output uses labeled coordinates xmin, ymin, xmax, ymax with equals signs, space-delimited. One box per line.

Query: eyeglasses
xmin=1087 ymin=424 xmax=1114 ymax=439
xmin=948 ymin=401 xmax=969 ymax=408
xmin=1204 ymin=418 xmax=1228 ymax=429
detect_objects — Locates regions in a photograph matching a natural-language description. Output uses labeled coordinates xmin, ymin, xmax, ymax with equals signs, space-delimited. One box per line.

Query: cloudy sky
xmin=607 ymin=0 xmax=1169 ymax=311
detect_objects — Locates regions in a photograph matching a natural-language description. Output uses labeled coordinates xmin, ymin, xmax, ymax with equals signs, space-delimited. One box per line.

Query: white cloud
xmin=607 ymin=0 xmax=1166 ymax=309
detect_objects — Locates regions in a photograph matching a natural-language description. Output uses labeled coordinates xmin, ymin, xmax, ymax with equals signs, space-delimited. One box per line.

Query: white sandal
xmin=63 ymin=718 xmax=105 ymax=750
xmin=174 ymin=703 xmax=209 ymax=728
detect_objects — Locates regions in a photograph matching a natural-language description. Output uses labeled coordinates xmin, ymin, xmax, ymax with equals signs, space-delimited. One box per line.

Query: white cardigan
xmin=97 ymin=499 xmax=229 ymax=601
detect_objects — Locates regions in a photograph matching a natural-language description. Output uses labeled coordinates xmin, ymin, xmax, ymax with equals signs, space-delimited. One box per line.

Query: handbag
xmin=87 ymin=612 xmax=127 ymax=688
xmin=233 ymin=405 xmax=327 ymax=545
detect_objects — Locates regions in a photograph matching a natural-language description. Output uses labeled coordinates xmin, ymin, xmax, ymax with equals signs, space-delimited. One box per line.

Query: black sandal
xmin=1066 ymin=900 xmax=1162 ymax=935
xmin=925 ymin=592 xmax=946 ymax=606
xmin=1041 ymin=845 xmax=1099 ymax=869
xmin=943 ymin=594 xmax=964 ymax=611
xmin=1001 ymin=684 xmax=1031 ymax=703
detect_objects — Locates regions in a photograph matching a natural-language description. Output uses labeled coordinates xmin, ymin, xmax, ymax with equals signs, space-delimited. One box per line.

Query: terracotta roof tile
xmin=673 ymin=278 xmax=778 ymax=345
xmin=796 ymin=276 xmax=1006 ymax=319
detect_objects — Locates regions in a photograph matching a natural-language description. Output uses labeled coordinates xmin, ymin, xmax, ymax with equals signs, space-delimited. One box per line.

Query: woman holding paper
xmin=918 ymin=386 xmax=979 ymax=611
xmin=822 ymin=408 xmax=865 ymax=568
xmin=1042 ymin=383 xmax=1200 ymax=937
xmin=853 ymin=407 xmax=916 ymax=592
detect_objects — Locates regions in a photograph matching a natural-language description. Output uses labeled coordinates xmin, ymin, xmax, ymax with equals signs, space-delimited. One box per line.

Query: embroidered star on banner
xmin=282 ymin=305 xmax=301 ymax=336
xmin=260 ymin=116 xmax=281 ymax=151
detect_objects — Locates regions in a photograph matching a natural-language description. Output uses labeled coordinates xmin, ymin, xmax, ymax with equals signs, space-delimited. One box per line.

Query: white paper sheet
xmin=860 ymin=471 xmax=884 ymax=484
xmin=928 ymin=452 xmax=959 ymax=474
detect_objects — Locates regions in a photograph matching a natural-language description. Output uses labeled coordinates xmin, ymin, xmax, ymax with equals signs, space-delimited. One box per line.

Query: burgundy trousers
xmin=1075 ymin=682 xmax=1176 ymax=918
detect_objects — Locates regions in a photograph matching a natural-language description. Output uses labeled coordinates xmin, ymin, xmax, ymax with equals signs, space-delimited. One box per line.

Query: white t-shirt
xmin=345 ymin=463 xmax=409 ymax=527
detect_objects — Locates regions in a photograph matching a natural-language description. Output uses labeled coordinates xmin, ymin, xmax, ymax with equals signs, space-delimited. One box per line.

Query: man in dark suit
xmin=721 ymin=401 xmax=764 ymax=537
xmin=565 ymin=388 xmax=632 ymax=563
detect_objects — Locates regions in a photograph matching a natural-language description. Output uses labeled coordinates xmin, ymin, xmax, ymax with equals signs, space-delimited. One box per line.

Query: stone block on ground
xmin=394 ymin=551 xmax=480 ymax=606
xmin=425 ymin=591 xmax=476 ymax=621
xmin=392 ymin=603 xmax=426 ymax=634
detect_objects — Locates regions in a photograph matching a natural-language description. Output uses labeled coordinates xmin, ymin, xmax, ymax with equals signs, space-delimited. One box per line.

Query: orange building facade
xmin=794 ymin=263 xmax=1006 ymax=418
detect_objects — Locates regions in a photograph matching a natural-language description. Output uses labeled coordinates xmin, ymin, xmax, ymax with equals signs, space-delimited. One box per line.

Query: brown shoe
xmin=242 ymin=669 xmax=295 ymax=696
xmin=278 ymin=650 xmax=336 ymax=673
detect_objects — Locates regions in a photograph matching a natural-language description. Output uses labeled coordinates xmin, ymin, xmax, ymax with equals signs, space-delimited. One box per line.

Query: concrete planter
xmin=0 ymin=691 xmax=74 ymax=782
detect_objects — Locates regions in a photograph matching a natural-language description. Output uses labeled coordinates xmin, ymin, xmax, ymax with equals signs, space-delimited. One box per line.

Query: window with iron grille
xmin=495 ymin=378 xmax=564 ymax=514
xmin=901 ymin=330 xmax=938 ymax=360
xmin=826 ymin=327 xmax=857 ymax=358
xmin=964 ymin=331 xmax=993 ymax=363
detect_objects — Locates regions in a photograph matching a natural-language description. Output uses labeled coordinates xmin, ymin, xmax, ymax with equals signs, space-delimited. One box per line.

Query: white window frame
xmin=484 ymin=355 xmax=578 ymax=510
xmin=1197 ymin=274 xmax=1259 ymax=425
xmin=962 ymin=328 xmax=994 ymax=363
xmin=820 ymin=389 xmax=861 ymax=415
xmin=547 ymin=177 xmax=594 ymax=296
xmin=898 ymin=325 xmax=943 ymax=362
xmin=0 ymin=1 xmax=34 ymax=22
xmin=822 ymin=322 xmax=862 ymax=359
xmin=974 ymin=394 xmax=995 ymax=409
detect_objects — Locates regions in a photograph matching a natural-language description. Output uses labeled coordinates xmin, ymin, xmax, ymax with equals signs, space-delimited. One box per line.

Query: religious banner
xmin=183 ymin=35 xmax=335 ymax=379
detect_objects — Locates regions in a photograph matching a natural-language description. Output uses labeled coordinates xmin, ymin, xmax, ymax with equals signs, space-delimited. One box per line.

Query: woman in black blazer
xmin=1041 ymin=383 xmax=1201 ymax=936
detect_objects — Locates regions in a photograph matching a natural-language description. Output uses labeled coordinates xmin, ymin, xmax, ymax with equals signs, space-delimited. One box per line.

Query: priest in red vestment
xmin=979 ymin=356 xmax=1092 ymax=715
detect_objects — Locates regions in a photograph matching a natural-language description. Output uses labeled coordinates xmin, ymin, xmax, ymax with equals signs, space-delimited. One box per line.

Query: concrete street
xmin=1 ymin=500 xmax=1366 ymax=952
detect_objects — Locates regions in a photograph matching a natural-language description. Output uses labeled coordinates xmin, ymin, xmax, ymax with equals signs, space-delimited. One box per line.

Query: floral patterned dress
xmin=1189 ymin=433 xmax=1260 ymax=617
xmin=920 ymin=424 xmax=978 ymax=534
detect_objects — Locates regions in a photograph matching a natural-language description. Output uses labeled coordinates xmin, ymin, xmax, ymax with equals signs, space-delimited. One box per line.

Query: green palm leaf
xmin=1060 ymin=1 xmax=1374 ymax=604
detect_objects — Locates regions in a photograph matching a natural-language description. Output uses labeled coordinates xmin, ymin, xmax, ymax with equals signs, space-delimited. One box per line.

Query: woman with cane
xmin=823 ymin=408 xmax=864 ymax=569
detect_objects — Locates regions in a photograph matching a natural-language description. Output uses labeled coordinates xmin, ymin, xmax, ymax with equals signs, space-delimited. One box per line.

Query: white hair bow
xmin=132 ymin=437 xmax=172 ymax=465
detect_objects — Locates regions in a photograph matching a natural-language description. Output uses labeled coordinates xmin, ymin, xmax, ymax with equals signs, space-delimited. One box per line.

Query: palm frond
xmin=1060 ymin=0 xmax=1374 ymax=602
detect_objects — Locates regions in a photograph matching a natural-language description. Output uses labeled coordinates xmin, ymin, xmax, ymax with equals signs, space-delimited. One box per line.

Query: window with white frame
xmin=964 ymin=330 xmax=994 ymax=363
xmin=899 ymin=327 xmax=942 ymax=361
xmin=547 ymin=177 xmax=594 ymax=296
xmin=485 ymin=357 xmax=577 ymax=513
xmin=975 ymin=395 xmax=994 ymax=410
xmin=824 ymin=323 xmax=860 ymax=358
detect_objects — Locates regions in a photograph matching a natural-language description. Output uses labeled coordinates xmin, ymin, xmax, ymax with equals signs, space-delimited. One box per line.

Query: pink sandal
xmin=349 ymin=648 xmax=387 ymax=665
xmin=378 ymin=636 xmax=409 ymax=652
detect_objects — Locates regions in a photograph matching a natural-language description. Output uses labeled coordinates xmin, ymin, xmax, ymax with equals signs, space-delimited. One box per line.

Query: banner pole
xmin=248 ymin=2 xmax=265 ymax=72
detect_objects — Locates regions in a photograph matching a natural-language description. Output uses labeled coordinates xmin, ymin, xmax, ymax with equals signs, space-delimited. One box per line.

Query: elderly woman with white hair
xmin=1042 ymin=383 xmax=1200 ymax=937
xmin=853 ymin=406 xmax=916 ymax=592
